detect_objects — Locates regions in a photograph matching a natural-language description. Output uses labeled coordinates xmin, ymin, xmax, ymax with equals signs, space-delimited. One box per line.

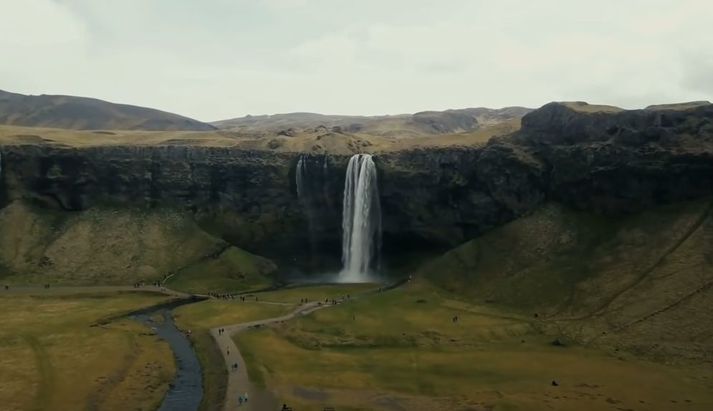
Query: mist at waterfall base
xmin=293 ymin=153 xmax=383 ymax=284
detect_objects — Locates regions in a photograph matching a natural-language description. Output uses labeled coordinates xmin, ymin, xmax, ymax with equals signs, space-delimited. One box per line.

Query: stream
xmin=132 ymin=299 xmax=204 ymax=411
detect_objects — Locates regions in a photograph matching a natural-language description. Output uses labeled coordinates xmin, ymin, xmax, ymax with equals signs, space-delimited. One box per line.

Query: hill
xmin=0 ymin=89 xmax=216 ymax=131
xmin=420 ymin=200 xmax=713 ymax=362
xmin=211 ymin=107 xmax=531 ymax=138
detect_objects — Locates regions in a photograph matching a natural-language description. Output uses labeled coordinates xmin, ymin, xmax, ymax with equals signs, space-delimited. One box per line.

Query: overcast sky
xmin=1 ymin=0 xmax=712 ymax=121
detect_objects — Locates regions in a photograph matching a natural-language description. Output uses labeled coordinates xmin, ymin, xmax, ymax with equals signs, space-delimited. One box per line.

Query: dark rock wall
xmin=1 ymin=103 xmax=712 ymax=273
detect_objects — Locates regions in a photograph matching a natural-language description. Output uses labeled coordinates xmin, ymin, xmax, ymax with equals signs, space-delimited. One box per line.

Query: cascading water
xmin=296 ymin=154 xmax=329 ymax=268
xmin=296 ymin=154 xmax=316 ymax=256
xmin=340 ymin=154 xmax=381 ymax=281
xmin=296 ymin=155 xmax=307 ymax=199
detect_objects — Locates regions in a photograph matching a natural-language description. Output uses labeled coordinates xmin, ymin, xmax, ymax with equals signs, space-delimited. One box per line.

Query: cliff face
xmin=514 ymin=102 xmax=713 ymax=212
xmin=1 ymin=102 xmax=712 ymax=275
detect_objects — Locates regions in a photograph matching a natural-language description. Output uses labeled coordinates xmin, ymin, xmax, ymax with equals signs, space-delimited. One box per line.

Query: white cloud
xmin=0 ymin=0 xmax=711 ymax=120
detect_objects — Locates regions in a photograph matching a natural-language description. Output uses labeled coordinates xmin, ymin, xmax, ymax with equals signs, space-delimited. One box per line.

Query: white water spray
xmin=340 ymin=154 xmax=381 ymax=281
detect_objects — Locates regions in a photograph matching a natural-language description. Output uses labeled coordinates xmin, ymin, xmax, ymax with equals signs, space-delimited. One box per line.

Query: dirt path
xmin=212 ymin=280 xmax=408 ymax=411
xmin=0 ymin=284 xmax=191 ymax=298
xmin=212 ymin=302 xmax=331 ymax=411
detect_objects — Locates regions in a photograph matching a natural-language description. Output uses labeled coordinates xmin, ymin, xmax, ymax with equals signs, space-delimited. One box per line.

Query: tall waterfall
xmin=340 ymin=154 xmax=381 ymax=281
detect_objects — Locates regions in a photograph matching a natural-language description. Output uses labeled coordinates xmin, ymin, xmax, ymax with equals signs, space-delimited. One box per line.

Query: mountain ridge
xmin=0 ymin=89 xmax=216 ymax=131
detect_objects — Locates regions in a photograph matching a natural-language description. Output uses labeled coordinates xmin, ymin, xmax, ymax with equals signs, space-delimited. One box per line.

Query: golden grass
xmin=0 ymin=292 xmax=175 ymax=411
xmin=0 ymin=124 xmax=241 ymax=147
xmin=0 ymin=117 xmax=517 ymax=155
xmin=560 ymin=101 xmax=624 ymax=113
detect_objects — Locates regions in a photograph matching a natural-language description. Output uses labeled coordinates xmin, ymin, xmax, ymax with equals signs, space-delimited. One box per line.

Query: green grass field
xmin=0 ymin=291 xmax=175 ymax=411
xmin=235 ymin=281 xmax=713 ymax=410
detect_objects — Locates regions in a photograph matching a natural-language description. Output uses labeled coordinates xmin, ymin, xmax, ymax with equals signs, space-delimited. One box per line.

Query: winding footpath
xmin=212 ymin=302 xmax=330 ymax=411
xmin=212 ymin=279 xmax=409 ymax=411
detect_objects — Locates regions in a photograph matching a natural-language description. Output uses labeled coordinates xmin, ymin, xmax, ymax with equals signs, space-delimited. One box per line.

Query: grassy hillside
xmin=0 ymin=201 xmax=276 ymax=290
xmin=212 ymin=107 xmax=530 ymax=140
xmin=235 ymin=281 xmax=713 ymax=410
xmin=420 ymin=200 xmax=713 ymax=361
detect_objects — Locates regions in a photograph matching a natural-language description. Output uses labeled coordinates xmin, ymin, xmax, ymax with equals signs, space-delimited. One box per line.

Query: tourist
xmin=238 ymin=395 xmax=243 ymax=405
xmin=244 ymin=392 xmax=249 ymax=402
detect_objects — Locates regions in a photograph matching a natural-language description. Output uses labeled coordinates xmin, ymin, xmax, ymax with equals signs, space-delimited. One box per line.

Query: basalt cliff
xmin=1 ymin=101 xmax=712 ymax=281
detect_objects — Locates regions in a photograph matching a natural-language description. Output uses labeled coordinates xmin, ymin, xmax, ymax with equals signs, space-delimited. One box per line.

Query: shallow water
xmin=133 ymin=307 xmax=203 ymax=411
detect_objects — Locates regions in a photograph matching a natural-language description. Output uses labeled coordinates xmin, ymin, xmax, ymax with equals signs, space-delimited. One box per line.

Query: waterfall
xmin=296 ymin=154 xmax=328 ymax=268
xmin=341 ymin=154 xmax=381 ymax=281
xmin=296 ymin=155 xmax=306 ymax=199
xmin=295 ymin=154 xmax=315 ymax=255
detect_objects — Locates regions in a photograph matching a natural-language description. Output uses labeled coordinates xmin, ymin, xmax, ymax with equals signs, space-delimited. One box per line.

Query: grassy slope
xmin=420 ymin=200 xmax=713 ymax=361
xmin=0 ymin=291 xmax=175 ymax=411
xmin=235 ymin=281 xmax=713 ymax=411
xmin=0 ymin=201 xmax=275 ymax=292
xmin=166 ymin=247 xmax=274 ymax=295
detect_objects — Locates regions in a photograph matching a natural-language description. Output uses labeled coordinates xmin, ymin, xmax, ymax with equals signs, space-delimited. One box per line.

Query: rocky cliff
xmin=1 ymin=101 xmax=712 ymax=279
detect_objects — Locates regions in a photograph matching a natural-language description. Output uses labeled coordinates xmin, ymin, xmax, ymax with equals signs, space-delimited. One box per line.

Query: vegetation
xmin=169 ymin=283 xmax=388 ymax=410
xmin=0 ymin=202 xmax=274 ymax=292
xmin=166 ymin=247 xmax=275 ymax=295
xmin=235 ymin=281 xmax=713 ymax=410
xmin=173 ymin=299 xmax=295 ymax=411
xmin=0 ymin=291 xmax=175 ymax=411
xmin=420 ymin=200 xmax=713 ymax=361
xmin=254 ymin=283 xmax=379 ymax=304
